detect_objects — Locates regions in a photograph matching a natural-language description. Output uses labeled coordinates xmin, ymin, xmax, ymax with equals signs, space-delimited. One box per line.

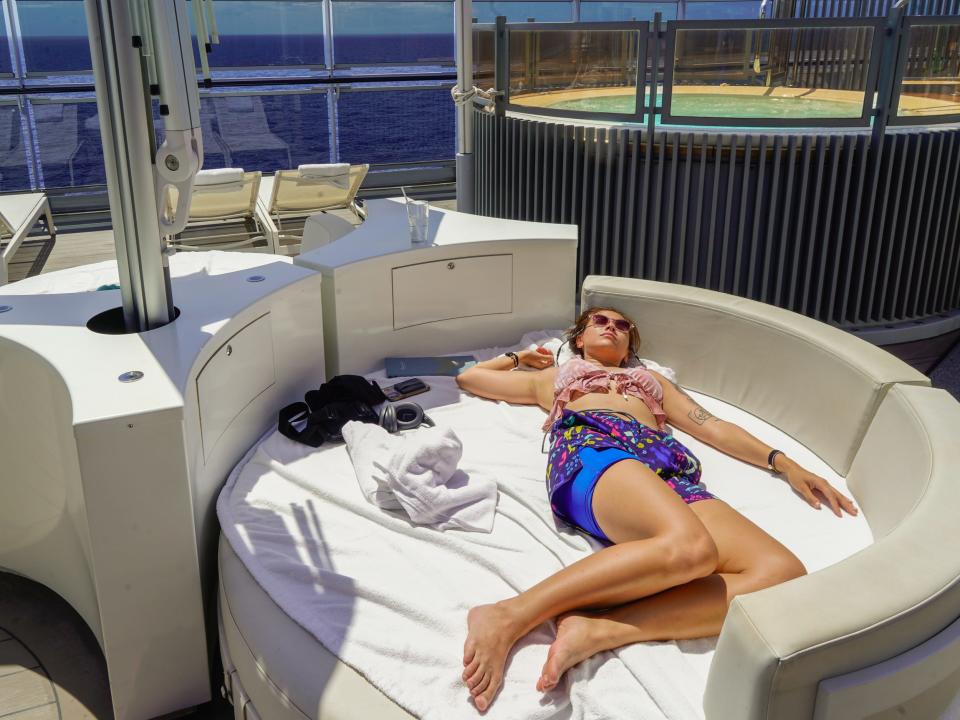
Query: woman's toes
xmin=471 ymin=672 xmax=491 ymax=697
xmin=475 ymin=673 xmax=502 ymax=712
xmin=463 ymin=640 xmax=476 ymax=666
xmin=466 ymin=668 xmax=487 ymax=691
xmin=461 ymin=657 xmax=480 ymax=682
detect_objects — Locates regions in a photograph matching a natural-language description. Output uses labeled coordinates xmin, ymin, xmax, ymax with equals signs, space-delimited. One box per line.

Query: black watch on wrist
xmin=504 ymin=352 xmax=519 ymax=368
xmin=767 ymin=449 xmax=785 ymax=473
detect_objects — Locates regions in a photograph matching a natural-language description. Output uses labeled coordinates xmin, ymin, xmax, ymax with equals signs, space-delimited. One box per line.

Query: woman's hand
xmin=782 ymin=462 xmax=859 ymax=517
xmin=518 ymin=347 xmax=555 ymax=370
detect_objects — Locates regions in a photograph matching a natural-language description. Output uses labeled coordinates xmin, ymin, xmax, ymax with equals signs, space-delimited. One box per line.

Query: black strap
xmin=278 ymin=401 xmax=327 ymax=448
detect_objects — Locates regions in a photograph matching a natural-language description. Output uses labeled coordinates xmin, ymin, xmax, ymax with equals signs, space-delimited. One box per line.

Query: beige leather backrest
xmin=580 ymin=276 xmax=930 ymax=475
xmin=703 ymin=384 xmax=960 ymax=719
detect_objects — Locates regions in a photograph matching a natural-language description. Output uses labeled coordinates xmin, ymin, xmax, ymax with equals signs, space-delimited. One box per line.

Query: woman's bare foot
xmin=537 ymin=612 xmax=614 ymax=692
xmin=462 ymin=602 xmax=525 ymax=712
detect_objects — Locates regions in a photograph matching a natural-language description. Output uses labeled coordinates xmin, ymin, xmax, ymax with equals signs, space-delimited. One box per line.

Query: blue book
xmin=384 ymin=355 xmax=477 ymax=378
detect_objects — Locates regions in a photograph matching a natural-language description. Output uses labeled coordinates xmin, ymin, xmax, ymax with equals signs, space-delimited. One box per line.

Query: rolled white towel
xmin=298 ymin=163 xmax=350 ymax=188
xmin=342 ymin=421 xmax=403 ymax=510
xmin=195 ymin=167 xmax=245 ymax=186
xmin=342 ymin=421 xmax=498 ymax=533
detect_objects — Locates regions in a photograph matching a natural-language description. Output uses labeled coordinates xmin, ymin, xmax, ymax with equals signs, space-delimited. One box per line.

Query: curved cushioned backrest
xmin=703 ymin=384 xmax=960 ymax=720
xmin=580 ymin=276 xmax=930 ymax=475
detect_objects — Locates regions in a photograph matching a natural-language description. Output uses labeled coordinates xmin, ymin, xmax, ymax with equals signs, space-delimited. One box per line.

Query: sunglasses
xmin=590 ymin=313 xmax=633 ymax=333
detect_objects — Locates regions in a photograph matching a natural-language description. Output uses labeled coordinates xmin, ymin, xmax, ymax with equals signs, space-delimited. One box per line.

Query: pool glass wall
xmin=668 ymin=25 xmax=877 ymax=120
xmin=895 ymin=19 xmax=960 ymax=119
xmin=508 ymin=28 xmax=643 ymax=116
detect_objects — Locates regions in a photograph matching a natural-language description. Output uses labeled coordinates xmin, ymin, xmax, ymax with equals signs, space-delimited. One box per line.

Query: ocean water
xmin=1 ymin=34 xmax=457 ymax=193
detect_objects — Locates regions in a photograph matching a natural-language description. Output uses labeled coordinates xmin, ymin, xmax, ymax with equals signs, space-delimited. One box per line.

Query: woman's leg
xmin=536 ymin=498 xmax=808 ymax=691
xmin=463 ymin=459 xmax=719 ymax=711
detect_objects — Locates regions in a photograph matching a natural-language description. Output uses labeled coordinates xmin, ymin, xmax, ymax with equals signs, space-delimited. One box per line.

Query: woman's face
xmin=576 ymin=310 xmax=632 ymax=365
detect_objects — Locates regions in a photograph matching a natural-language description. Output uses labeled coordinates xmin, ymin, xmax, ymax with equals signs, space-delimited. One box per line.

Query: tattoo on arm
xmin=688 ymin=405 xmax=715 ymax=425
xmin=670 ymin=380 xmax=718 ymax=426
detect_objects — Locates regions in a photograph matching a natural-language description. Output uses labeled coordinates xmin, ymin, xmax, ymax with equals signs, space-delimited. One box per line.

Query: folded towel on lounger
xmin=298 ymin=163 xmax=351 ymax=188
xmin=342 ymin=420 xmax=498 ymax=532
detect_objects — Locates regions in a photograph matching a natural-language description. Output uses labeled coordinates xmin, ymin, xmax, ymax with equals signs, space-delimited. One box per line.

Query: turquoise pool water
xmin=548 ymin=92 xmax=861 ymax=119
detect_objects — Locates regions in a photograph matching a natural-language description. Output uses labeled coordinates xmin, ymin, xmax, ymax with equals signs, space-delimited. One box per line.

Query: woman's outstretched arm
xmin=650 ymin=370 xmax=858 ymax=517
xmin=455 ymin=348 xmax=554 ymax=405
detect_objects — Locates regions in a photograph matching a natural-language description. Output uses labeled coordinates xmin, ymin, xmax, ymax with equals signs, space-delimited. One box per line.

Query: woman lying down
xmin=455 ymin=306 xmax=860 ymax=713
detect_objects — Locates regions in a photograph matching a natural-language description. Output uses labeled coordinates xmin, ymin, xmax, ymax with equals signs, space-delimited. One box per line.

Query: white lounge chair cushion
xmin=0 ymin=192 xmax=47 ymax=237
xmin=298 ymin=163 xmax=350 ymax=188
xmin=194 ymin=168 xmax=246 ymax=194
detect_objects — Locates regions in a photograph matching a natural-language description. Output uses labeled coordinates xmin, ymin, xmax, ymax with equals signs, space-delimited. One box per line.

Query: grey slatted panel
xmin=869 ymin=135 xmax=910 ymax=321
xmin=617 ymin=130 xmax=642 ymax=276
xmin=532 ymin=120 xmax=542 ymax=221
xmin=932 ymin=132 xmax=960 ymax=310
xmin=588 ymin=127 xmax=602 ymax=277
xmin=920 ymin=131 xmax=953 ymax=314
xmin=813 ymin=134 xmax=847 ymax=318
xmin=705 ymin=135 xmax=724 ymax=290
xmin=787 ymin=135 xmax=814 ymax=311
xmin=676 ymin=133 xmax=694 ymax=284
xmin=860 ymin=134 xmax=897 ymax=323
xmin=649 ymin=133 xmax=666 ymax=281
xmin=875 ymin=134 xmax=913 ymax=322
xmin=663 ymin=134 xmax=680 ymax=282
xmin=761 ymin=135 xmax=784 ymax=303
xmin=576 ymin=125 xmax=590 ymax=282
xmin=691 ymin=132 xmax=708 ymax=287
xmin=718 ymin=135 xmax=739 ymax=292
xmin=747 ymin=134 xmax=769 ymax=297
xmin=599 ymin=127 xmax=615 ymax=275
xmin=635 ymin=130 xmax=654 ymax=278
xmin=887 ymin=132 xmax=924 ymax=321
xmin=775 ymin=136 xmax=800 ymax=307
xmin=839 ymin=133 xmax=874 ymax=323
xmin=905 ymin=131 xmax=941 ymax=318
xmin=733 ymin=135 xmax=754 ymax=295
xmin=610 ymin=130 xmax=627 ymax=276
xmin=800 ymin=135 xmax=829 ymax=314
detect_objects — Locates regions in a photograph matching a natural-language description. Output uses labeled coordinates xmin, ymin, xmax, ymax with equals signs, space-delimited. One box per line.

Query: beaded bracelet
xmin=504 ymin=352 xmax=519 ymax=369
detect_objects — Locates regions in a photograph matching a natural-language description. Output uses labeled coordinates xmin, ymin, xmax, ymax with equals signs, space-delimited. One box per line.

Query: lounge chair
xmin=0 ymin=191 xmax=56 ymax=285
xmin=212 ymin=95 xmax=292 ymax=170
xmin=257 ymin=163 xmax=369 ymax=255
xmin=168 ymin=168 xmax=275 ymax=253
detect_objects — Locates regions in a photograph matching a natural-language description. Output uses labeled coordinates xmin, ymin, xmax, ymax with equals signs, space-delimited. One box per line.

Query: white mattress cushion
xmin=217 ymin=336 xmax=873 ymax=720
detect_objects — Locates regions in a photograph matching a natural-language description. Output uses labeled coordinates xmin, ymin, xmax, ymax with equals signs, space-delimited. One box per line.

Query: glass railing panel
xmin=0 ymin=101 xmax=32 ymax=191
xmin=196 ymin=90 xmax=330 ymax=171
xmin=336 ymin=86 xmax=454 ymax=162
xmin=18 ymin=0 xmax=92 ymax=74
xmin=580 ymin=2 xmax=677 ymax=22
xmin=895 ymin=21 xmax=960 ymax=119
xmin=474 ymin=27 xmax=496 ymax=88
xmin=331 ymin=1 xmax=454 ymax=66
xmin=683 ymin=1 xmax=762 ymax=19
xmin=29 ymin=95 xmax=104 ymax=187
xmin=193 ymin=0 xmax=326 ymax=69
xmin=507 ymin=29 xmax=642 ymax=116
xmin=667 ymin=24 xmax=876 ymax=121
xmin=472 ymin=2 xmax=573 ymax=22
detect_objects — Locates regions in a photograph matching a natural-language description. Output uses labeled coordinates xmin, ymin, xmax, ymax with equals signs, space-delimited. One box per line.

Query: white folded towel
xmin=195 ymin=167 xmax=245 ymax=186
xmin=342 ymin=421 xmax=498 ymax=533
xmin=298 ymin=163 xmax=350 ymax=188
xmin=341 ymin=420 xmax=403 ymax=510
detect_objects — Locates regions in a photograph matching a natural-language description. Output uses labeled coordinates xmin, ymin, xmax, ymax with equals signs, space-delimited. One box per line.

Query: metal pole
xmin=85 ymin=0 xmax=174 ymax=330
xmin=455 ymin=0 xmax=475 ymax=212
xmin=872 ymin=0 xmax=909 ymax=145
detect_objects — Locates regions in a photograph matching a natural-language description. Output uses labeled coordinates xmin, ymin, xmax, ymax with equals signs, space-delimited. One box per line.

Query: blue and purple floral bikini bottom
xmin=546 ymin=409 xmax=716 ymax=543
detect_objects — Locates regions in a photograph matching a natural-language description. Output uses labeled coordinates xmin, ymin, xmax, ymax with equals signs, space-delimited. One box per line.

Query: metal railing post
xmin=872 ymin=0 xmax=909 ymax=145
xmin=454 ymin=0 xmax=474 ymax=212
xmin=647 ymin=12 xmax=661 ymax=140
xmin=494 ymin=15 xmax=508 ymax=117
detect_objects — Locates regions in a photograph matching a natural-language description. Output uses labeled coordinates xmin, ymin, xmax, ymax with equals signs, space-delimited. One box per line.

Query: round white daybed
xmin=217 ymin=275 xmax=960 ymax=720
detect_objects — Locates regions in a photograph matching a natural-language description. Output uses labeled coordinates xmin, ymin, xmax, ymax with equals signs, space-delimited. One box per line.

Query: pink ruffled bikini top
xmin=543 ymin=356 xmax=667 ymax=432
